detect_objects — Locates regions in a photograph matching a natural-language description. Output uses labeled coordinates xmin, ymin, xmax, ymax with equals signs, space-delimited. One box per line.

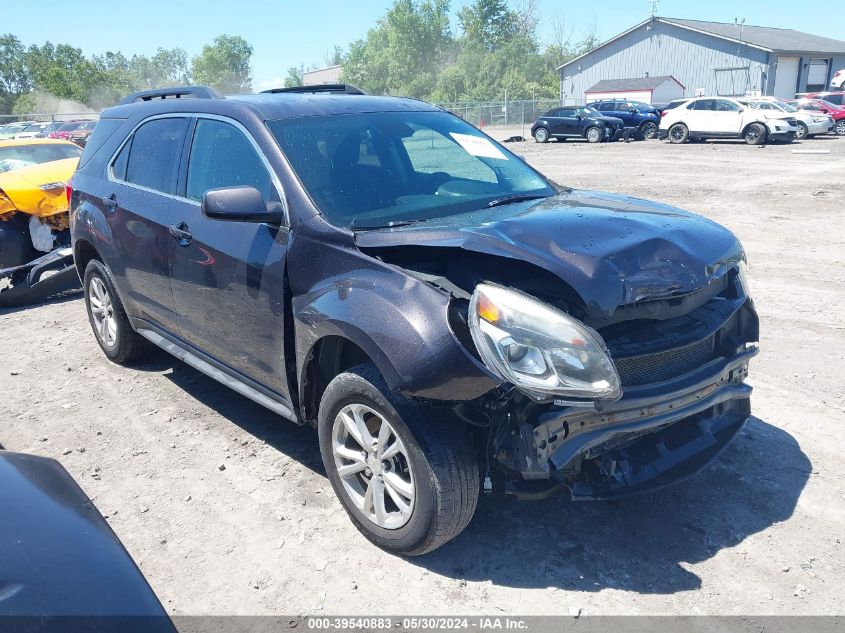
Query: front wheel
xmin=318 ymin=363 xmax=479 ymax=555
xmin=744 ymin=123 xmax=767 ymax=145
xmin=794 ymin=121 xmax=809 ymax=140
xmin=585 ymin=126 xmax=603 ymax=143
xmin=834 ymin=120 xmax=845 ymax=136
xmin=533 ymin=127 xmax=549 ymax=143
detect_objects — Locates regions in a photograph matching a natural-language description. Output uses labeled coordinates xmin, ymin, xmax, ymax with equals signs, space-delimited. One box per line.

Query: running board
xmin=137 ymin=329 xmax=298 ymax=422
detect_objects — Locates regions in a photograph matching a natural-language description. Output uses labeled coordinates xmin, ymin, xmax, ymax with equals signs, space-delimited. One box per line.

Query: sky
xmin=3 ymin=0 xmax=842 ymax=91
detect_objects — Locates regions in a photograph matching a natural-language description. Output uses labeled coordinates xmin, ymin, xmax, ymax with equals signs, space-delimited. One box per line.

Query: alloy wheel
xmin=331 ymin=403 xmax=415 ymax=530
xmin=88 ymin=277 xmax=117 ymax=347
xmin=836 ymin=120 xmax=845 ymax=135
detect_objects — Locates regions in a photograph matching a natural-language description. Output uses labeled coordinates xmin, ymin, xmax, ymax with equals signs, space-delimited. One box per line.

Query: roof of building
xmin=585 ymin=75 xmax=683 ymax=93
xmin=663 ymin=18 xmax=845 ymax=54
xmin=558 ymin=17 xmax=845 ymax=71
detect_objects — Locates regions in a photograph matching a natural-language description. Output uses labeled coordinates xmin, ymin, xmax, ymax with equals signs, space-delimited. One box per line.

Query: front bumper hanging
xmin=499 ymin=344 xmax=758 ymax=500
xmin=0 ymin=247 xmax=80 ymax=307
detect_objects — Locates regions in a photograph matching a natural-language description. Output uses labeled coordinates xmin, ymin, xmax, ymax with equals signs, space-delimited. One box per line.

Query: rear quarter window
xmin=77 ymin=118 xmax=124 ymax=171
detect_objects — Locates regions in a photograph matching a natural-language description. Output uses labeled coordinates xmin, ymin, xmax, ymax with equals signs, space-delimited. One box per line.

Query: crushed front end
xmin=486 ymin=268 xmax=758 ymax=500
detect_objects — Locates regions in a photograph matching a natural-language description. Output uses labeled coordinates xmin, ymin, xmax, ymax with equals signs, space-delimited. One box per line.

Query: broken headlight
xmin=468 ymin=283 xmax=621 ymax=400
xmin=737 ymin=261 xmax=751 ymax=297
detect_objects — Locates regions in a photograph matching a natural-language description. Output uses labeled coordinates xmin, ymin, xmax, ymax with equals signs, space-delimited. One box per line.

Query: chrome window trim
xmin=107 ymin=112 xmax=290 ymax=224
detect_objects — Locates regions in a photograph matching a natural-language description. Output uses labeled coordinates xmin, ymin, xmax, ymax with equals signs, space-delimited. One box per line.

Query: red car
xmin=47 ymin=119 xmax=98 ymax=146
xmin=787 ymin=98 xmax=845 ymax=135
xmin=800 ymin=91 xmax=845 ymax=107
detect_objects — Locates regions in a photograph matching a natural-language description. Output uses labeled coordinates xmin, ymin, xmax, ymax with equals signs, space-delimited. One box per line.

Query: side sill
xmin=136 ymin=328 xmax=299 ymax=424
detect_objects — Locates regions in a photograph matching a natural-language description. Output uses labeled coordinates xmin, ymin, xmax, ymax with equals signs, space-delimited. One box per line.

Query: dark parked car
xmin=70 ymin=85 xmax=759 ymax=555
xmin=0 ymin=450 xmax=175 ymax=631
xmin=586 ymin=99 xmax=661 ymax=138
xmin=530 ymin=105 xmax=624 ymax=143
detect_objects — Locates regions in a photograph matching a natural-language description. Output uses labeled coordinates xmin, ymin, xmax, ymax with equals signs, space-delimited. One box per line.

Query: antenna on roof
xmin=649 ymin=0 xmax=659 ymax=17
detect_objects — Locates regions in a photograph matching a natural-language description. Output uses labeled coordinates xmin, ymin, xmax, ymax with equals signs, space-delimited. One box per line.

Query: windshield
xmin=0 ymin=143 xmax=82 ymax=173
xmin=268 ymin=111 xmax=554 ymax=228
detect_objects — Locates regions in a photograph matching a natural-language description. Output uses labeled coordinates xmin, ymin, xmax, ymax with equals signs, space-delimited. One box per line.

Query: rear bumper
xmin=503 ymin=344 xmax=758 ymax=500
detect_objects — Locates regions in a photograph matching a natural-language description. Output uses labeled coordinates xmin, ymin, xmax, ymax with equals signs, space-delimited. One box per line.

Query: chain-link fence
xmin=435 ymin=98 xmax=588 ymax=133
xmin=0 ymin=112 xmax=98 ymax=124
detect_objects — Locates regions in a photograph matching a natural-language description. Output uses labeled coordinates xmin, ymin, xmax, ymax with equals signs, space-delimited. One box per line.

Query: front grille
xmin=614 ymin=334 xmax=716 ymax=387
xmin=785 ymin=118 xmax=798 ymax=127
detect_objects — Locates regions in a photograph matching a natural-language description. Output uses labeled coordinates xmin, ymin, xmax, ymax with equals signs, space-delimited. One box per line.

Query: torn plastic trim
xmin=0 ymin=247 xmax=79 ymax=307
xmin=500 ymin=344 xmax=757 ymax=480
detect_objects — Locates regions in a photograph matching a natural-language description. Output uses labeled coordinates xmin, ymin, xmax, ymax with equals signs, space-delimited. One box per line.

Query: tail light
xmin=66 ymin=177 xmax=73 ymax=209
xmin=660 ymin=110 xmax=668 ymax=117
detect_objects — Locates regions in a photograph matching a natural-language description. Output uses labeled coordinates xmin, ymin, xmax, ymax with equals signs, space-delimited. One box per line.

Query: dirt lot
xmin=2 ymin=132 xmax=844 ymax=616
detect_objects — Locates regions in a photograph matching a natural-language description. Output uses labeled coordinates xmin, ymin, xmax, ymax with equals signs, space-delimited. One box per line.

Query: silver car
xmin=740 ymin=98 xmax=833 ymax=139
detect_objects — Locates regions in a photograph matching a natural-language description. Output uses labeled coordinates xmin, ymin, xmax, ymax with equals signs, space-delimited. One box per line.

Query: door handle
xmin=103 ymin=193 xmax=118 ymax=211
xmin=168 ymin=222 xmax=192 ymax=246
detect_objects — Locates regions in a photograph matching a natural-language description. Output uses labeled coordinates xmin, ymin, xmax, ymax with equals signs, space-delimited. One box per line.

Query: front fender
xmin=293 ymin=266 xmax=500 ymax=402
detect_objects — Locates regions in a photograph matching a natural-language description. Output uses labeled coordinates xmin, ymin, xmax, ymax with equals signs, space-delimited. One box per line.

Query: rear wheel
xmin=744 ymin=123 xmax=767 ymax=145
xmin=835 ymin=120 xmax=845 ymax=135
xmin=318 ymin=363 xmax=479 ymax=555
xmin=533 ymin=127 xmax=549 ymax=143
xmin=640 ymin=121 xmax=658 ymax=139
xmin=83 ymin=259 xmax=149 ymax=364
xmin=668 ymin=123 xmax=689 ymax=144
xmin=585 ymin=126 xmax=602 ymax=143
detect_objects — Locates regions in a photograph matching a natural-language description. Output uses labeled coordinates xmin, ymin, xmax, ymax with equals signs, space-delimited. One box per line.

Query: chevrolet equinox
xmin=69 ymin=85 xmax=759 ymax=555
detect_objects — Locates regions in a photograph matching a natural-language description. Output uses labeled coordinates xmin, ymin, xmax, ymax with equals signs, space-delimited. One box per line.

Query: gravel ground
xmin=2 ymin=131 xmax=844 ymax=616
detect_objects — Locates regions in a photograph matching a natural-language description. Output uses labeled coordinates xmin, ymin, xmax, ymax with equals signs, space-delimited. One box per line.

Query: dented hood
xmin=354 ymin=190 xmax=744 ymax=317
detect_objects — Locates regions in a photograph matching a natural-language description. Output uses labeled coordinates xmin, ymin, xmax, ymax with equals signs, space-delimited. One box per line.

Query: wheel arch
xmin=73 ymin=238 xmax=101 ymax=281
xmin=298 ymin=334 xmax=387 ymax=426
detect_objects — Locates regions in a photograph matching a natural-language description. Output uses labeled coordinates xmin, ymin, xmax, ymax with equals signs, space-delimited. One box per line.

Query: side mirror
xmin=202 ymin=186 xmax=284 ymax=224
xmin=629 ymin=107 xmax=639 ymax=113
xmin=575 ymin=113 xmax=583 ymax=120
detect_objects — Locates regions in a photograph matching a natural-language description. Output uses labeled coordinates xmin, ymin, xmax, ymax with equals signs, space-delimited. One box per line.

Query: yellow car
xmin=0 ymin=138 xmax=83 ymax=306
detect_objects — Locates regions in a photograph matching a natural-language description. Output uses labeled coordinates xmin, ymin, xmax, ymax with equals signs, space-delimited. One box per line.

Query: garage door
xmin=773 ymin=56 xmax=800 ymax=99
xmin=807 ymin=58 xmax=830 ymax=92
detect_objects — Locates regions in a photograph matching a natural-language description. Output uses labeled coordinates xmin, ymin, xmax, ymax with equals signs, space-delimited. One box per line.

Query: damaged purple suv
xmin=69 ymin=85 xmax=758 ymax=555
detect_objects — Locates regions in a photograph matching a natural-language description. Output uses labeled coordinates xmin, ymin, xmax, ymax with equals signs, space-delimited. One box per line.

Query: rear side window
xmin=691 ymin=99 xmax=716 ymax=110
xmin=124 ymin=117 xmax=189 ymax=195
xmin=186 ymin=119 xmax=276 ymax=203
xmin=78 ymin=118 xmax=123 ymax=170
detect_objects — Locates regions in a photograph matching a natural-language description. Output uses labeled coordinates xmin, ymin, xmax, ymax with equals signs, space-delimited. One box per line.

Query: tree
xmin=457 ymin=0 xmax=518 ymax=51
xmin=0 ymin=34 xmax=31 ymax=114
xmin=325 ymin=45 xmax=345 ymax=67
xmin=342 ymin=0 xmax=452 ymax=98
xmin=284 ymin=65 xmax=304 ymax=88
xmin=192 ymin=35 xmax=253 ymax=94
xmin=25 ymin=42 xmax=105 ymax=104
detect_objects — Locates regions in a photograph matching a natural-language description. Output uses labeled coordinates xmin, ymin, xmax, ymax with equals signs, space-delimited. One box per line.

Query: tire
xmin=640 ymin=121 xmax=658 ymax=139
xmin=668 ymin=123 xmax=689 ymax=144
xmin=795 ymin=121 xmax=809 ymax=140
xmin=744 ymin=123 xmax=767 ymax=145
xmin=83 ymin=259 xmax=149 ymax=364
xmin=318 ymin=363 xmax=479 ymax=556
xmin=835 ymin=120 xmax=845 ymax=136
xmin=585 ymin=126 xmax=602 ymax=143
xmin=533 ymin=127 xmax=549 ymax=143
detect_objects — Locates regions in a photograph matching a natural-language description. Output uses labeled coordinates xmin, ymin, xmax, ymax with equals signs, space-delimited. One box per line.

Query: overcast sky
xmin=5 ymin=0 xmax=840 ymax=91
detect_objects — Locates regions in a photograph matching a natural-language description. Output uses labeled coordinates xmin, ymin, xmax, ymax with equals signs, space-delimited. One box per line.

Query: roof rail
xmin=260 ymin=84 xmax=367 ymax=96
xmin=119 ymin=86 xmax=223 ymax=105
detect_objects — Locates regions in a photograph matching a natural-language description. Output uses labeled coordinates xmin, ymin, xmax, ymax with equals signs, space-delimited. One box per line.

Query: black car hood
xmin=0 ymin=451 xmax=174 ymax=628
xmin=354 ymin=190 xmax=743 ymax=319
xmin=591 ymin=115 xmax=624 ymax=126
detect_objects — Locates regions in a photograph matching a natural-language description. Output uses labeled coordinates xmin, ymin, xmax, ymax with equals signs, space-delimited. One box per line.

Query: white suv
xmin=659 ymin=96 xmax=798 ymax=145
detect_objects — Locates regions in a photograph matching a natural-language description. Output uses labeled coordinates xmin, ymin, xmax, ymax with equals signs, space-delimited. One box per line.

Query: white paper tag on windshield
xmin=449 ymin=133 xmax=507 ymax=160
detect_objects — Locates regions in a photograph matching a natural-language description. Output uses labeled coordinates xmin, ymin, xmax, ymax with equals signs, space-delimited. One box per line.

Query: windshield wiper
xmin=485 ymin=194 xmax=551 ymax=208
xmin=350 ymin=218 xmax=427 ymax=231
